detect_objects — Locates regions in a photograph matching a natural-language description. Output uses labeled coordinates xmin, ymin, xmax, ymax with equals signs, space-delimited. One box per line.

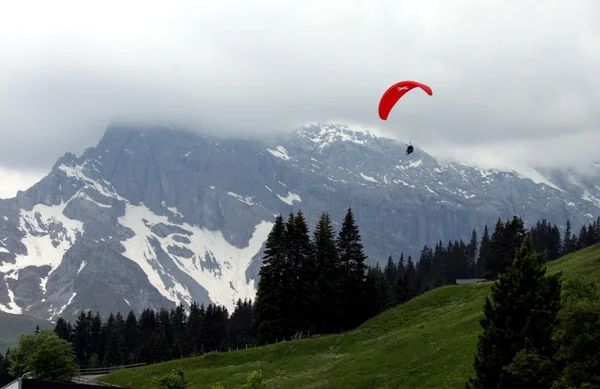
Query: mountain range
xmin=0 ymin=122 xmax=599 ymax=323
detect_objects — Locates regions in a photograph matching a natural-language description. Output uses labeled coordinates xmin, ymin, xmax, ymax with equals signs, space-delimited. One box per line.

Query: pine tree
xmin=312 ymin=212 xmax=340 ymax=333
xmin=169 ymin=304 xmax=187 ymax=359
xmin=562 ymin=219 xmax=577 ymax=255
xmin=254 ymin=214 xmax=294 ymax=343
xmin=288 ymin=209 xmax=317 ymax=332
xmin=405 ymin=256 xmax=417 ymax=296
xmin=54 ymin=317 xmax=71 ymax=342
xmin=466 ymin=234 xmax=562 ymax=389
xmin=185 ymin=302 xmax=204 ymax=356
xmin=477 ymin=225 xmax=490 ymax=278
xmin=363 ymin=264 xmax=390 ymax=319
xmin=73 ymin=311 xmax=92 ymax=367
xmin=123 ymin=310 xmax=139 ymax=364
xmin=336 ymin=207 xmax=368 ymax=329
xmin=466 ymin=229 xmax=479 ymax=277
xmin=383 ymin=255 xmax=397 ymax=289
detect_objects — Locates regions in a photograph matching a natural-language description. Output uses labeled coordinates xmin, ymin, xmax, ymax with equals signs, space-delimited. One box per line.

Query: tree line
xmin=0 ymin=210 xmax=597 ymax=373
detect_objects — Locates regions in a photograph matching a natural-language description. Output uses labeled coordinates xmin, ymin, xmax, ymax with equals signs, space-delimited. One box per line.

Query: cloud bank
xmin=1 ymin=0 xmax=599 ymax=196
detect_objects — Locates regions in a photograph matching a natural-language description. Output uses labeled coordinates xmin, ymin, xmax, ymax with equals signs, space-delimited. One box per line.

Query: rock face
xmin=0 ymin=122 xmax=599 ymax=322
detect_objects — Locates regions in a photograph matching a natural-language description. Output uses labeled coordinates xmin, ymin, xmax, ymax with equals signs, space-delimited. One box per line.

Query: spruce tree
xmin=54 ymin=317 xmax=71 ymax=342
xmin=477 ymin=225 xmax=490 ymax=278
xmin=466 ymin=234 xmax=562 ymax=389
xmin=383 ymin=255 xmax=397 ymax=289
xmin=466 ymin=229 xmax=478 ymax=277
xmin=336 ymin=207 xmax=368 ymax=329
xmin=288 ymin=209 xmax=317 ymax=332
xmin=363 ymin=264 xmax=390 ymax=318
xmin=312 ymin=212 xmax=340 ymax=333
xmin=254 ymin=214 xmax=293 ymax=343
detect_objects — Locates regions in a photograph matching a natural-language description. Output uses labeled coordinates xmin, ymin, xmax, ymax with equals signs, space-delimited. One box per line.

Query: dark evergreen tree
xmin=287 ymin=209 xmax=317 ymax=332
xmin=186 ymin=302 xmax=204 ymax=356
xmin=254 ymin=214 xmax=293 ymax=343
xmin=405 ymin=255 xmax=417 ymax=296
xmin=383 ymin=255 xmax=397 ymax=289
xmin=336 ymin=207 xmax=368 ymax=329
xmin=170 ymin=304 xmax=187 ymax=359
xmin=466 ymin=229 xmax=478 ymax=277
xmin=90 ymin=311 xmax=102 ymax=362
xmin=228 ymin=299 xmax=255 ymax=348
xmin=394 ymin=269 xmax=413 ymax=304
xmin=363 ymin=264 xmax=391 ymax=318
xmin=123 ymin=310 xmax=139 ymax=364
xmin=54 ymin=317 xmax=71 ymax=342
xmin=562 ymin=219 xmax=577 ymax=256
xmin=467 ymin=234 xmax=562 ymax=389
xmin=312 ymin=212 xmax=340 ymax=333
xmin=477 ymin=224 xmax=490 ymax=278
xmin=73 ymin=311 xmax=92 ymax=367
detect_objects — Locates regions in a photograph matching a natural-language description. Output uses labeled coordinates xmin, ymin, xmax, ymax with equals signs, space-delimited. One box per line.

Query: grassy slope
xmin=0 ymin=312 xmax=54 ymax=351
xmin=101 ymin=244 xmax=600 ymax=389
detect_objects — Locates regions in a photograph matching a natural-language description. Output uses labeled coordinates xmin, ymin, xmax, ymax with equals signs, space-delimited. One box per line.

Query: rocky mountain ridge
xmin=0 ymin=122 xmax=598 ymax=322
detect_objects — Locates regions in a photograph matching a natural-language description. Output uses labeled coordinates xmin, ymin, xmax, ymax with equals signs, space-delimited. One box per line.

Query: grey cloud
xmin=0 ymin=0 xmax=599 ymax=173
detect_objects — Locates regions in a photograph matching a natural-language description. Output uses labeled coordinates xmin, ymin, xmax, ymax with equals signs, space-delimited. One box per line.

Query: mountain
xmin=0 ymin=122 xmax=599 ymax=322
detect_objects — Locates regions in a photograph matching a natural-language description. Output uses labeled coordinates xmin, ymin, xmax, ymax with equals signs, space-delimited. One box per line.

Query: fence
xmin=74 ymin=363 xmax=146 ymax=378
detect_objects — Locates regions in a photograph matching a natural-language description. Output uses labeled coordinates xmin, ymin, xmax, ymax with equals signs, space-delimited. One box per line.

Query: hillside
xmin=99 ymin=243 xmax=600 ymax=389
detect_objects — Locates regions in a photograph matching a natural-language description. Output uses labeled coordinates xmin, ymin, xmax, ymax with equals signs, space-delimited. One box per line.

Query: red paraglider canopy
xmin=378 ymin=80 xmax=432 ymax=120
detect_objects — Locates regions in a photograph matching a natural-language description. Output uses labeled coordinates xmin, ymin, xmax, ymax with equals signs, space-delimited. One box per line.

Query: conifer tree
xmin=363 ymin=264 xmax=390 ymax=318
xmin=383 ymin=255 xmax=397 ymax=288
xmin=312 ymin=212 xmax=340 ymax=333
xmin=123 ymin=310 xmax=139 ymax=363
xmin=467 ymin=234 xmax=562 ymax=389
xmin=336 ymin=207 xmax=368 ymax=329
xmin=186 ymin=302 xmax=204 ymax=356
xmin=288 ymin=209 xmax=317 ymax=332
xmin=254 ymin=214 xmax=294 ymax=342
xmin=466 ymin=229 xmax=478 ymax=277
xmin=54 ymin=317 xmax=71 ymax=342
xmin=477 ymin=224 xmax=490 ymax=278
xmin=562 ymin=220 xmax=577 ymax=255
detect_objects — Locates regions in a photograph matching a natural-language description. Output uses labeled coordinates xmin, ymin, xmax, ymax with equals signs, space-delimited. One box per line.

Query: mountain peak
xmin=295 ymin=122 xmax=390 ymax=152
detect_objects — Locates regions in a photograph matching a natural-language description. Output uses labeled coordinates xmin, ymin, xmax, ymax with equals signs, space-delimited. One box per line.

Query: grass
xmin=101 ymin=244 xmax=600 ymax=389
xmin=0 ymin=311 xmax=55 ymax=351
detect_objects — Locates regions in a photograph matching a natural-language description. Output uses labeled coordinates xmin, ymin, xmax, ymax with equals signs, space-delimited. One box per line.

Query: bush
xmin=245 ymin=370 xmax=264 ymax=389
xmin=152 ymin=368 xmax=189 ymax=389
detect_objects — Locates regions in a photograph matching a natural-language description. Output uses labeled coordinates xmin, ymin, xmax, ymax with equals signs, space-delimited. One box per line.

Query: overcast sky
xmin=1 ymin=0 xmax=599 ymax=198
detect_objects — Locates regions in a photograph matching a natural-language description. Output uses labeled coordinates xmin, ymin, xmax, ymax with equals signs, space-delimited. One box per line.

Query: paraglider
xmin=378 ymin=80 xmax=432 ymax=158
xmin=378 ymin=80 xmax=432 ymax=121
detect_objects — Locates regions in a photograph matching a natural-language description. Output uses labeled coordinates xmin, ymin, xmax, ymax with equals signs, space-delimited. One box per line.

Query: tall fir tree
xmin=336 ymin=207 xmax=368 ymax=329
xmin=288 ymin=209 xmax=317 ymax=332
xmin=467 ymin=234 xmax=562 ymax=389
xmin=312 ymin=212 xmax=341 ymax=333
xmin=254 ymin=214 xmax=294 ymax=342
xmin=466 ymin=229 xmax=479 ymax=277
xmin=476 ymin=224 xmax=490 ymax=278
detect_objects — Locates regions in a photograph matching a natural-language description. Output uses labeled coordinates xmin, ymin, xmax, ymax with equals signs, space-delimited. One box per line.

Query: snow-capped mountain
xmin=0 ymin=122 xmax=598 ymax=322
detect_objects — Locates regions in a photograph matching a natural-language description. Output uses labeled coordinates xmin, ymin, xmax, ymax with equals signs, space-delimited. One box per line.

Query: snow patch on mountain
xmin=267 ymin=146 xmax=291 ymax=161
xmin=117 ymin=203 xmax=273 ymax=311
xmin=276 ymin=192 xmax=302 ymax=205
xmin=298 ymin=123 xmax=377 ymax=151
xmin=0 ymin=201 xmax=84 ymax=314
xmin=228 ymin=192 xmax=255 ymax=206
xmin=360 ymin=173 xmax=378 ymax=183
